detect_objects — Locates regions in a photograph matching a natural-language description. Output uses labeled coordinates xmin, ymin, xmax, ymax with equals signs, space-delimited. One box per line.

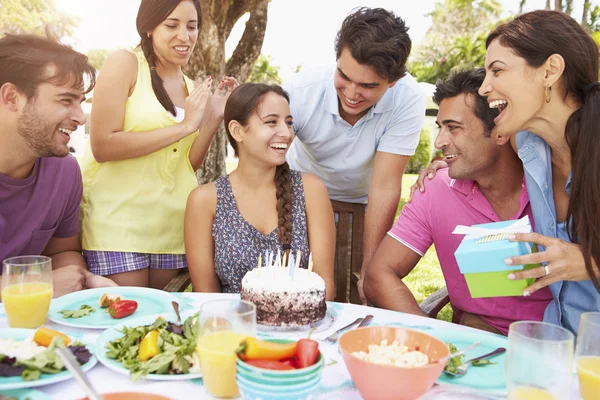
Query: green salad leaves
xmin=59 ymin=304 xmax=95 ymax=319
xmin=0 ymin=337 xmax=92 ymax=381
xmin=443 ymin=342 xmax=498 ymax=375
xmin=105 ymin=313 xmax=200 ymax=381
xmin=444 ymin=342 xmax=464 ymax=374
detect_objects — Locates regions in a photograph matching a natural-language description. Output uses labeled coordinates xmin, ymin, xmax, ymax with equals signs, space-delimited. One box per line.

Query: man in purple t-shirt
xmin=363 ymin=69 xmax=552 ymax=334
xmin=0 ymin=33 xmax=115 ymax=297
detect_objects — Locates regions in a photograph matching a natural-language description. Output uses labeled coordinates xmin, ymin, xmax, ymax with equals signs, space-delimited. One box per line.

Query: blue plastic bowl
xmin=237 ymin=371 xmax=321 ymax=393
xmin=237 ymin=374 xmax=320 ymax=400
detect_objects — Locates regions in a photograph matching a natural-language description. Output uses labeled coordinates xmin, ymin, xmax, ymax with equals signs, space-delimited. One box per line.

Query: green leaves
xmin=472 ymin=359 xmax=497 ymax=366
xmin=408 ymin=0 xmax=505 ymax=84
xmin=15 ymin=337 xmax=91 ymax=381
xmin=105 ymin=313 xmax=200 ymax=381
xmin=443 ymin=342 xmax=465 ymax=374
xmin=59 ymin=304 xmax=95 ymax=319
xmin=21 ymin=369 xmax=41 ymax=381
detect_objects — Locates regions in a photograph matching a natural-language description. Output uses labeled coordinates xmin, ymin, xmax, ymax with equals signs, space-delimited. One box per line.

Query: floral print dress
xmin=212 ymin=170 xmax=310 ymax=293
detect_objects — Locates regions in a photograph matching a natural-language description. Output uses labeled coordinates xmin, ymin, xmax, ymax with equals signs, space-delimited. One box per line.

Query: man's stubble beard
xmin=17 ymin=103 xmax=68 ymax=158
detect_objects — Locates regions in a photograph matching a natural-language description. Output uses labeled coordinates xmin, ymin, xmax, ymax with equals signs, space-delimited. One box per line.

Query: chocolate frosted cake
xmin=240 ymin=266 xmax=327 ymax=326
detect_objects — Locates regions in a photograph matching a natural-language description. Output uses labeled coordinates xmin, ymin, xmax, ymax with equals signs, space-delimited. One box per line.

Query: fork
xmin=444 ymin=347 xmax=506 ymax=377
xmin=322 ymin=317 xmax=363 ymax=344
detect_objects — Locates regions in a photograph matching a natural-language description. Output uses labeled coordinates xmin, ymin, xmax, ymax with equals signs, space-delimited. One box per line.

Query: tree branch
xmin=223 ymin=0 xmax=253 ymax=37
xmin=225 ymin=0 xmax=269 ymax=83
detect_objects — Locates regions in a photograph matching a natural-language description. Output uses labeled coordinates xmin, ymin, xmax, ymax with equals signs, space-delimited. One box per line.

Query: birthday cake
xmin=240 ymin=266 xmax=327 ymax=326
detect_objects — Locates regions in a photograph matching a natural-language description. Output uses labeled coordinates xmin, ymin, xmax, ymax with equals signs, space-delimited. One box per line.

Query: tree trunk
xmin=564 ymin=0 xmax=574 ymax=15
xmin=582 ymin=0 xmax=591 ymax=27
xmin=518 ymin=0 xmax=527 ymax=15
xmin=184 ymin=0 xmax=270 ymax=184
xmin=554 ymin=0 xmax=561 ymax=11
xmin=545 ymin=0 xmax=551 ymax=10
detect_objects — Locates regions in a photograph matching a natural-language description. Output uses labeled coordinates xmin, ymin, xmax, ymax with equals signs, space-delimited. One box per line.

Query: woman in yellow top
xmin=80 ymin=0 xmax=237 ymax=289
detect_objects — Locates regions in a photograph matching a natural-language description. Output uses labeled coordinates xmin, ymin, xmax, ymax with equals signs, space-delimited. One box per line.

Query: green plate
xmin=95 ymin=312 xmax=202 ymax=381
xmin=428 ymin=328 xmax=508 ymax=393
xmin=0 ymin=388 xmax=49 ymax=399
xmin=0 ymin=328 xmax=97 ymax=390
xmin=48 ymin=287 xmax=179 ymax=329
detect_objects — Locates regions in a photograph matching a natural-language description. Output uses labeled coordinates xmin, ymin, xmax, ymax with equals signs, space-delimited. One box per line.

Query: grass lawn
xmin=225 ymin=162 xmax=452 ymax=321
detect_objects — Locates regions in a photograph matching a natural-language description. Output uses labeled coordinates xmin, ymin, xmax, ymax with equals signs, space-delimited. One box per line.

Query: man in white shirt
xmin=283 ymin=7 xmax=425 ymax=302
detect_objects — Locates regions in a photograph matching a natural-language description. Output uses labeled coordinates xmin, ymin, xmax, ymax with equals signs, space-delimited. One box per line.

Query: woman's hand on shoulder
xmin=407 ymin=159 xmax=448 ymax=202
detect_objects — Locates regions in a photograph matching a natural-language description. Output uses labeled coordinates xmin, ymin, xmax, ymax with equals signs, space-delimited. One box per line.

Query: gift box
xmin=453 ymin=216 xmax=539 ymax=298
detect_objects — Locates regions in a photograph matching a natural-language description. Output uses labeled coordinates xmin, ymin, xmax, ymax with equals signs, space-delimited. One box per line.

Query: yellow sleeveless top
xmin=80 ymin=51 xmax=198 ymax=254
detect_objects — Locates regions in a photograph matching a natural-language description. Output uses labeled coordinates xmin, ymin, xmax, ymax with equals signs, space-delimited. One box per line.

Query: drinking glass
xmin=195 ymin=299 xmax=256 ymax=398
xmin=576 ymin=312 xmax=600 ymax=400
xmin=506 ymin=321 xmax=574 ymax=400
xmin=1 ymin=256 xmax=53 ymax=328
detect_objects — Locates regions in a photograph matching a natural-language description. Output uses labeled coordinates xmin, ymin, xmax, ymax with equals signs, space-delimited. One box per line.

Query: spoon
xmin=172 ymin=301 xmax=181 ymax=324
xmin=444 ymin=347 xmax=506 ymax=377
xmin=55 ymin=348 xmax=102 ymax=400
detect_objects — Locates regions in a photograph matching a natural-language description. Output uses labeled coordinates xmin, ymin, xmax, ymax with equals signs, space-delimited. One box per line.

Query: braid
xmin=275 ymin=163 xmax=293 ymax=249
xmin=140 ymin=37 xmax=176 ymax=116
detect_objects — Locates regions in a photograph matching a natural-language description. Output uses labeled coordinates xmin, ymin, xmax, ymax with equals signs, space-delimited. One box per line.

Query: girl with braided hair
xmin=79 ymin=0 xmax=238 ymax=289
xmin=185 ymin=83 xmax=335 ymax=299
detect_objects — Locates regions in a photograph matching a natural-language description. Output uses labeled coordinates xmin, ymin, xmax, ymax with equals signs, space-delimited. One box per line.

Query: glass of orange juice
xmin=196 ymin=299 xmax=256 ymax=398
xmin=576 ymin=312 xmax=600 ymax=400
xmin=2 ymin=256 xmax=53 ymax=328
xmin=506 ymin=321 xmax=574 ymax=400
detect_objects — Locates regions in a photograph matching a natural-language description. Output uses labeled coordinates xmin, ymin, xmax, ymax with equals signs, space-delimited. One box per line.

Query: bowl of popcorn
xmin=338 ymin=326 xmax=449 ymax=400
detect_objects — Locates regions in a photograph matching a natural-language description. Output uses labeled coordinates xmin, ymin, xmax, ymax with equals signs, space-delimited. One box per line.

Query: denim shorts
xmin=84 ymin=250 xmax=187 ymax=276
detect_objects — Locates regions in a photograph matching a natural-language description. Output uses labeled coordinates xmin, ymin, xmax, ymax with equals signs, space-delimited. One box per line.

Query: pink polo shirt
xmin=389 ymin=169 xmax=552 ymax=335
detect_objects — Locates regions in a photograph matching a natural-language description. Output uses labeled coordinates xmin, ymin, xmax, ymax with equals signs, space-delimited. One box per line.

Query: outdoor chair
xmin=163 ymin=268 xmax=192 ymax=292
xmin=331 ymin=200 xmax=450 ymax=316
xmin=331 ymin=200 xmax=365 ymax=304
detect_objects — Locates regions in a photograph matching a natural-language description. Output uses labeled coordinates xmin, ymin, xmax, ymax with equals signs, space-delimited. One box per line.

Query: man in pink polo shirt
xmin=363 ymin=69 xmax=552 ymax=335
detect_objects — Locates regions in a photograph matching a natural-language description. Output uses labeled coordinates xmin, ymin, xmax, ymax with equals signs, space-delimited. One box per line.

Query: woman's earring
xmin=545 ymin=85 xmax=552 ymax=103
xmin=147 ymin=33 xmax=151 ymax=38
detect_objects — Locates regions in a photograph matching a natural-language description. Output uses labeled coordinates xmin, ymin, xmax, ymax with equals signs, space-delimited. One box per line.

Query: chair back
xmin=163 ymin=268 xmax=192 ymax=292
xmin=331 ymin=200 xmax=365 ymax=304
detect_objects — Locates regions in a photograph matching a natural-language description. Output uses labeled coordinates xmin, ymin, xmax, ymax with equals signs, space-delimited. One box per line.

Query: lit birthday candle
xmin=307 ymin=252 xmax=313 ymax=277
xmin=282 ymin=251 xmax=287 ymax=270
xmin=257 ymin=253 xmax=262 ymax=277
xmin=288 ymin=253 xmax=295 ymax=279
xmin=267 ymin=250 xmax=273 ymax=268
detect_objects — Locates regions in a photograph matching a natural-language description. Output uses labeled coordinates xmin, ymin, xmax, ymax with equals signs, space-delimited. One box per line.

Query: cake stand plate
xmin=256 ymin=310 xmax=335 ymax=334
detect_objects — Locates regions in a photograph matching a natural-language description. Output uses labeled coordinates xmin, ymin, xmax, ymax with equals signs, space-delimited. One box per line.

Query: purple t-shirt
xmin=388 ymin=169 xmax=552 ymax=335
xmin=0 ymin=156 xmax=82 ymax=262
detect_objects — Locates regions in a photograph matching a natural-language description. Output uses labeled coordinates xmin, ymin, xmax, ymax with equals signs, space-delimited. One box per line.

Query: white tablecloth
xmin=0 ymin=292 xmax=579 ymax=399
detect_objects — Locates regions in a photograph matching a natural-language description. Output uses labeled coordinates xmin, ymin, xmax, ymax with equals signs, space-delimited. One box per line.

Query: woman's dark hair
xmin=487 ymin=10 xmax=600 ymax=291
xmin=0 ymin=32 xmax=96 ymax=100
xmin=136 ymin=0 xmax=201 ymax=116
xmin=433 ymin=68 xmax=498 ymax=138
xmin=335 ymin=7 xmax=411 ymax=82
xmin=224 ymin=83 xmax=293 ymax=248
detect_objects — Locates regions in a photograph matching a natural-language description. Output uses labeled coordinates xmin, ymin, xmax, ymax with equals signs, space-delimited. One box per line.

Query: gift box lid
xmin=453 ymin=216 xmax=533 ymax=274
